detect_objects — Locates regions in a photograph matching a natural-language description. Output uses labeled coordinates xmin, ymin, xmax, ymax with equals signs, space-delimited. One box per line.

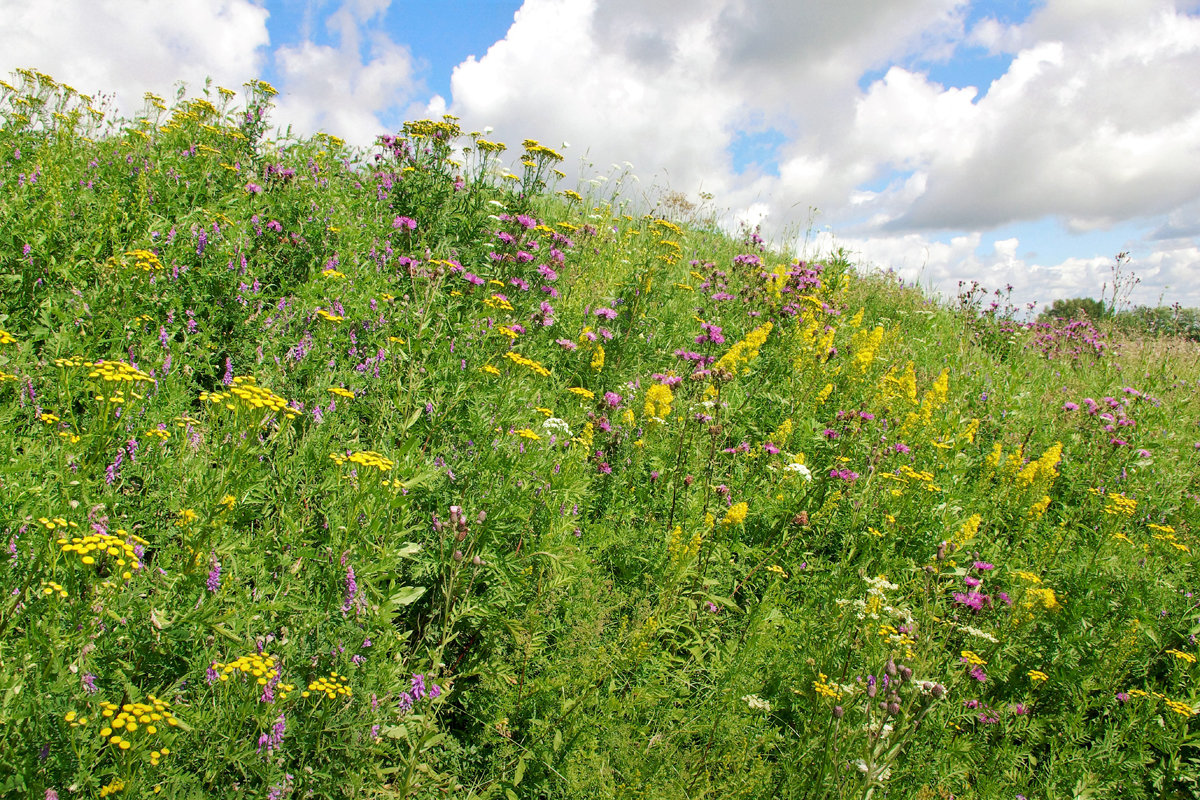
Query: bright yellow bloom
xmin=722 ymin=502 xmax=748 ymax=526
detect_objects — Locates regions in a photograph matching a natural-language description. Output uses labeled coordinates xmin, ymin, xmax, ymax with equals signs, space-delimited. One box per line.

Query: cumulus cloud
xmin=889 ymin=6 xmax=1200 ymax=231
xmin=272 ymin=0 xmax=425 ymax=142
xmin=0 ymin=0 xmax=270 ymax=113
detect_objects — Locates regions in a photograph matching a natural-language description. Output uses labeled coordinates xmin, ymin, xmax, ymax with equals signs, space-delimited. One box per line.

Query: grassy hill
xmin=2 ymin=69 xmax=1199 ymax=799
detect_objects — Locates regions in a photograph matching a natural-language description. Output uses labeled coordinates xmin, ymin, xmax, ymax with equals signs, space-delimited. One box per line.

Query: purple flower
xmin=392 ymin=215 xmax=417 ymax=231
xmin=972 ymin=561 xmax=995 ymax=571
xmin=206 ymin=554 xmax=221 ymax=593
xmin=594 ymin=307 xmax=617 ymax=320
xmin=604 ymin=391 xmax=622 ymax=408
xmin=341 ymin=565 xmax=358 ymax=615
xmin=953 ymin=591 xmax=989 ymax=611
xmin=1116 ymin=692 xmax=1130 ymax=703
xmin=1062 ymin=401 xmax=1079 ymax=411
xmin=81 ymin=674 xmax=97 ymax=694
xmin=257 ymin=714 xmax=286 ymax=755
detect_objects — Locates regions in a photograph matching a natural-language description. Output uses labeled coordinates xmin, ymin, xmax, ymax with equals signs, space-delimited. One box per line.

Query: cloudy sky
xmin=4 ymin=0 xmax=1200 ymax=312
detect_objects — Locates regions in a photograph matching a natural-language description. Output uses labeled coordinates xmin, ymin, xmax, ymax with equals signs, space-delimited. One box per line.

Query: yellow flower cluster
xmin=812 ymin=673 xmax=843 ymax=699
xmin=0 ymin=329 xmax=16 ymax=345
xmin=484 ymin=294 xmax=513 ymax=311
xmin=906 ymin=368 xmax=950 ymax=429
xmin=1103 ymin=492 xmax=1138 ymax=517
xmin=1027 ymin=670 xmax=1049 ymax=682
xmin=1126 ymin=689 xmax=1196 ymax=717
xmin=575 ymin=421 xmax=594 ymax=453
xmin=1016 ymin=442 xmax=1063 ymax=488
xmin=99 ymin=779 xmax=125 ymax=798
xmin=1028 ymin=495 xmax=1052 ymax=519
xmin=115 ymin=248 xmax=164 ymax=273
xmin=952 ymin=514 xmax=982 ymax=546
xmin=667 ymin=525 xmax=702 ymax=561
xmin=329 ymin=386 xmax=355 ymax=399
xmin=722 ymin=502 xmax=748 ymax=526
xmin=503 ymin=350 xmax=550 ymax=377
xmin=515 ymin=428 xmax=540 ymax=441
xmin=960 ymin=650 xmax=987 ymax=667
xmin=98 ymin=696 xmax=179 ymax=751
xmin=643 ymin=384 xmax=674 ymax=421
xmin=329 ymin=450 xmax=395 ymax=472
xmin=850 ymin=325 xmax=885 ymax=374
xmin=42 ymin=580 xmax=68 ymax=598
xmin=316 ymin=308 xmax=345 ymax=323
xmin=714 ymin=322 xmax=773 ymax=375
xmin=200 ymin=376 xmax=299 ymax=419
xmin=590 ymin=344 xmax=605 ymax=372
xmin=64 ymin=709 xmax=89 ymax=727
xmin=1024 ymin=586 xmax=1061 ymax=611
xmin=879 ymin=361 xmax=919 ymax=408
xmin=303 ymin=671 xmax=351 ymax=700
xmin=1166 ymin=648 xmax=1196 ymax=664
xmin=58 ymin=529 xmax=145 ymax=580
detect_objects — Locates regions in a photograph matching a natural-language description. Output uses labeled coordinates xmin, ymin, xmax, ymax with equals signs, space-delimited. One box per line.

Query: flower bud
xmin=867 ymin=683 xmax=877 ymax=698
xmin=471 ymin=554 xmax=483 ymax=566
xmin=931 ymin=683 xmax=945 ymax=699
xmin=888 ymin=701 xmax=901 ymax=716
xmin=898 ymin=665 xmax=913 ymax=682
xmin=885 ymin=660 xmax=897 ymax=678
xmin=453 ymin=550 xmax=463 ymax=562
xmin=832 ymin=705 xmax=844 ymax=719
xmin=477 ymin=510 xmax=487 ymax=524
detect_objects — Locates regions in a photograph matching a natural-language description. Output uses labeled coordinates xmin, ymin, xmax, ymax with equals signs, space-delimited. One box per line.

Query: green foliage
xmin=1039 ymin=297 xmax=1110 ymax=322
xmin=2 ymin=71 xmax=1199 ymax=799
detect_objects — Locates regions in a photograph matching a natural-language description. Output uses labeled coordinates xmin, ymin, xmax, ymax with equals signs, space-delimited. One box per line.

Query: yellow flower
xmin=1027 ymin=669 xmax=1049 ymax=682
xmin=643 ymin=384 xmax=673 ymax=421
xmin=219 ymin=494 xmax=237 ymax=510
xmin=722 ymin=502 xmax=748 ymax=526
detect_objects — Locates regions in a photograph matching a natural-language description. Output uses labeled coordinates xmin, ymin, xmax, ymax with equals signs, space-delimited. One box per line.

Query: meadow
xmin=1 ymin=68 xmax=1198 ymax=799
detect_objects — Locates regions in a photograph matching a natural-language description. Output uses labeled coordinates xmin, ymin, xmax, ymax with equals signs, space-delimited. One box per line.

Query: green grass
xmin=1 ymin=68 xmax=1199 ymax=799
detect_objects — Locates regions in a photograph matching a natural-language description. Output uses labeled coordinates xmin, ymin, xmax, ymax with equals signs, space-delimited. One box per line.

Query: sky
xmin=4 ymin=0 xmax=1200 ymax=313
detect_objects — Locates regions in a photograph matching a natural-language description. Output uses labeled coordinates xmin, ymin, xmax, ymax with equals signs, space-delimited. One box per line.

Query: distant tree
xmin=1038 ymin=297 xmax=1109 ymax=322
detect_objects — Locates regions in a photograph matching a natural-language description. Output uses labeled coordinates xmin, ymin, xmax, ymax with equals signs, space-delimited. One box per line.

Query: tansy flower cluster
xmin=58 ymin=529 xmax=146 ymax=580
xmin=329 ymin=450 xmax=395 ymax=472
xmin=213 ymin=652 xmax=294 ymax=695
xmin=303 ymin=671 xmax=351 ymax=700
xmin=200 ymin=376 xmax=298 ymax=419
xmin=98 ymin=696 xmax=179 ymax=750
xmin=503 ymin=350 xmax=551 ymax=377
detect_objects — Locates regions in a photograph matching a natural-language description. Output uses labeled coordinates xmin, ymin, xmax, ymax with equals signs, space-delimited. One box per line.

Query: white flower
xmin=785 ymin=462 xmax=813 ymax=481
xmin=542 ymin=417 xmax=571 ymax=437
xmin=742 ymin=694 xmax=771 ymax=712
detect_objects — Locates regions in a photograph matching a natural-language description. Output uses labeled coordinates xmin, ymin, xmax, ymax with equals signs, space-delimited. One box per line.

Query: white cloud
xmin=272 ymin=1 xmax=423 ymax=142
xmin=0 ymin=0 xmax=270 ymax=114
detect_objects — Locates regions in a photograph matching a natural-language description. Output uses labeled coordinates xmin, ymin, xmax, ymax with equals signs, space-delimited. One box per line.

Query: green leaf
xmin=388 ymin=586 xmax=426 ymax=607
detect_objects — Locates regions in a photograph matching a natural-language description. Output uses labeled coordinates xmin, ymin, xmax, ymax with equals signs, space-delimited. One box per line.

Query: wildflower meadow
xmin=2 ymin=69 xmax=1199 ymax=799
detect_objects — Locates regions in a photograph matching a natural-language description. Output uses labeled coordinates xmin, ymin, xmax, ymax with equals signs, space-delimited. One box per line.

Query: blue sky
xmin=4 ymin=0 xmax=1200 ymax=311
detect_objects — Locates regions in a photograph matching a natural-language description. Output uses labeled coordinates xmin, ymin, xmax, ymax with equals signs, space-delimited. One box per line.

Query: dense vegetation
xmin=2 ymin=68 xmax=1199 ymax=799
